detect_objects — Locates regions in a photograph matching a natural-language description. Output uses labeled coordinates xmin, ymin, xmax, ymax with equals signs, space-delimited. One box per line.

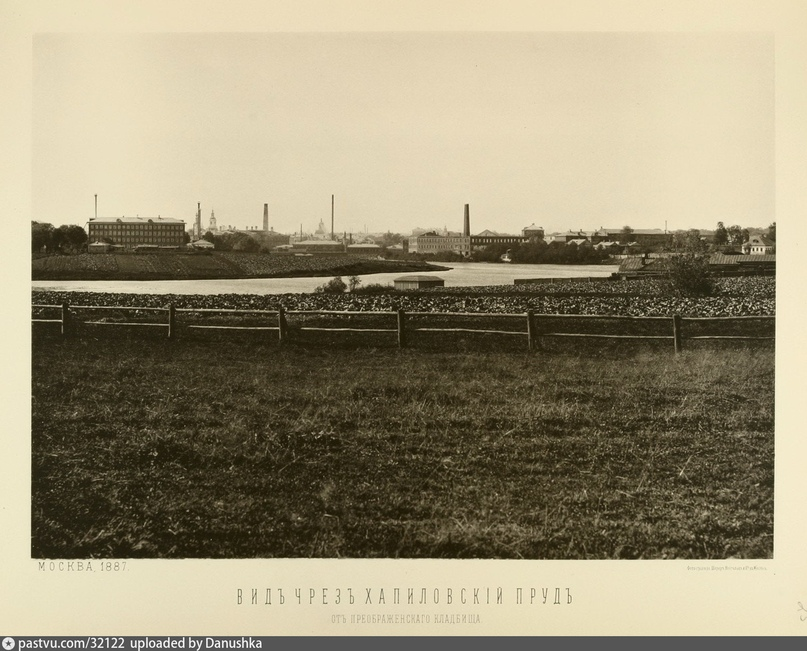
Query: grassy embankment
xmin=31 ymin=251 xmax=447 ymax=281
xmin=32 ymin=332 xmax=774 ymax=559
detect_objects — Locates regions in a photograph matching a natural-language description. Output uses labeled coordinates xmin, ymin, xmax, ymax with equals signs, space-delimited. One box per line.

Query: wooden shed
xmin=394 ymin=275 xmax=445 ymax=290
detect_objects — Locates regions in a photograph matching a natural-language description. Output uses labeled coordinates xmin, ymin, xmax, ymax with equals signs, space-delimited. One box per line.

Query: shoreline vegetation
xmin=32 ymin=276 xmax=775 ymax=318
xmin=31 ymin=251 xmax=452 ymax=281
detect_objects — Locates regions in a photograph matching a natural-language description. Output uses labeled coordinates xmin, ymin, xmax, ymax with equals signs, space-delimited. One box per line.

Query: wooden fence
xmin=32 ymin=302 xmax=775 ymax=354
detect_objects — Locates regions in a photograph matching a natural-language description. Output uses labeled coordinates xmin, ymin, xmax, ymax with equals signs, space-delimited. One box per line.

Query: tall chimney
xmin=94 ymin=194 xmax=97 ymax=220
xmin=331 ymin=194 xmax=335 ymax=241
xmin=463 ymin=204 xmax=470 ymax=237
xmin=263 ymin=203 xmax=269 ymax=231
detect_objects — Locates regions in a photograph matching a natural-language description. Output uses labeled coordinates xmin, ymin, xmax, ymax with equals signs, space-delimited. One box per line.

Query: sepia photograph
xmin=30 ymin=31 xmax=775 ymax=561
xmin=5 ymin=0 xmax=807 ymax=638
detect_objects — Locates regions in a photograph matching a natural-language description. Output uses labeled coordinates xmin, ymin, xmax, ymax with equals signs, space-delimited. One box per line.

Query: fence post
xmin=167 ymin=304 xmax=175 ymax=339
xmin=397 ymin=308 xmax=407 ymax=349
xmin=278 ymin=306 xmax=287 ymax=344
xmin=526 ymin=310 xmax=535 ymax=351
xmin=61 ymin=302 xmax=69 ymax=337
xmin=672 ymin=314 xmax=682 ymax=354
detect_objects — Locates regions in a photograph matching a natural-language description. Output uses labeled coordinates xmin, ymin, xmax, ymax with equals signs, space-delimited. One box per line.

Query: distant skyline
xmin=33 ymin=32 xmax=774 ymax=236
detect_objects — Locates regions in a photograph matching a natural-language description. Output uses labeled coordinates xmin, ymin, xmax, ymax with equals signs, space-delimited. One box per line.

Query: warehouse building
xmin=394 ymin=275 xmax=445 ymax=290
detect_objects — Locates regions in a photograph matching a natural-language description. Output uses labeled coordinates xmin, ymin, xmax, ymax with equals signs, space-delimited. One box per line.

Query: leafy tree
xmin=374 ymin=232 xmax=403 ymax=248
xmin=49 ymin=227 xmax=66 ymax=252
xmin=511 ymin=240 xmax=548 ymax=263
xmin=211 ymin=233 xmax=232 ymax=251
xmin=727 ymin=225 xmax=744 ymax=246
xmin=56 ymin=224 xmax=88 ymax=252
xmin=672 ymin=229 xmax=706 ymax=253
xmin=232 ymin=233 xmax=260 ymax=252
xmin=619 ymin=225 xmax=634 ymax=244
xmin=664 ymin=253 xmax=715 ymax=297
xmin=714 ymin=221 xmax=728 ymax=246
xmin=766 ymin=222 xmax=776 ymax=242
xmin=670 ymin=231 xmax=686 ymax=250
xmin=470 ymin=242 xmax=511 ymax=263
xmin=348 ymin=275 xmax=362 ymax=292
xmin=561 ymin=241 xmax=580 ymax=263
xmin=686 ymin=229 xmax=707 ymax=252
xmin=32 ymin=221 xmax=54 ymax=253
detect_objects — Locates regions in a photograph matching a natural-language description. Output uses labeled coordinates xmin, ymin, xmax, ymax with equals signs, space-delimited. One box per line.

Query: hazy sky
xmin=32 ymin=32 xmax=774 ymax=236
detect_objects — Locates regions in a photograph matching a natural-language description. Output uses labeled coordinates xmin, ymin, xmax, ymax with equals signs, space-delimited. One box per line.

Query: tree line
xmin=471 ymin=240 xmax=611 ymax=264
xmin=32 ymin=222 xmax=88 ymax=254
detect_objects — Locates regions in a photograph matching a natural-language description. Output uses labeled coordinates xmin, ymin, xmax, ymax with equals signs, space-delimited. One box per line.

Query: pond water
xmin=31 ymin=262 xmax=618 ymax=295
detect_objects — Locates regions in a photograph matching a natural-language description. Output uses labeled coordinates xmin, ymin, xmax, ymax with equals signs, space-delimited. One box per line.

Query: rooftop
xmin=394 ymin=275 xmax=445 ymax=282
xmin=89 ymin=216 xmax=184 ymax=224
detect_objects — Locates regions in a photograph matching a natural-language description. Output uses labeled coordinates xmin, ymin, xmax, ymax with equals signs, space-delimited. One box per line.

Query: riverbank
xmin=31 ymin=251 xmax=449 ymax=281
xmin=32 ymin=276 xmax=775 ymax=317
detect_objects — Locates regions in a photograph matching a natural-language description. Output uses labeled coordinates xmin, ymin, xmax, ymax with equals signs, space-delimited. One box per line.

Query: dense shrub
xmin=351 ymin=283 xmax=396 ymax=295
xmin=663 ymin=254 xmax=716 ymax=297
xmin=316 ymin=276 xmax=347 ymax=294
xmin=33 ymin=276 xmax=775 ymax=317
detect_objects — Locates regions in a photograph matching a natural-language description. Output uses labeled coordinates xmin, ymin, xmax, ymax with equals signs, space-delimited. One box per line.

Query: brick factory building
xmin=87 ymin=216 xmax=186 ymax=250
xmin=408 ymin=205 xmax=545 ymax=254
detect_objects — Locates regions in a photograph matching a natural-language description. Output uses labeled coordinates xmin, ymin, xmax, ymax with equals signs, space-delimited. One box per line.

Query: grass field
xmin=31 ymin=332 xmax=774 ymax=559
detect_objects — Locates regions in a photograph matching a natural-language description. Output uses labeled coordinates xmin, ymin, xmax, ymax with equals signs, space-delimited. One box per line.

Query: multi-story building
xmin=87 ymin=216 xmax=186 ymax=249
xmin=409 ymin=207 xmax=545 ymax=255
xmin=470 ymin=230 xmax=525 ymax=249
xmin=408 ymin=232 xmax=472 ymax=255
xmin=522 ymin=224 xmax=545 ymax=240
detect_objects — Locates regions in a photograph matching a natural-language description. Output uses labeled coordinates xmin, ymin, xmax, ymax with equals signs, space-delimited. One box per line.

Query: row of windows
xmin=91 ymin=226 xmax=182 ymax=233
xmin=104 ymin=236 xmax=182 ymax=243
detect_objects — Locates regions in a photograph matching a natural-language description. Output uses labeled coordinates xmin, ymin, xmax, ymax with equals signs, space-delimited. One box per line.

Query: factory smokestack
xmin=331 ymin=194 xmax=335 ymax=241
xmin=94 ymin=194 xmax=97 ymax=220
xmin=463 ymin=204 xmax=470 ymax=237
xmin=263 ymin=203 xmax=269 ymax=231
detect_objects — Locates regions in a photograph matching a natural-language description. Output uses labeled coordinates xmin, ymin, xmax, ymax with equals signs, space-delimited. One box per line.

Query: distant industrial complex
xmin=84 ymin=195 xmax=773 ymax=258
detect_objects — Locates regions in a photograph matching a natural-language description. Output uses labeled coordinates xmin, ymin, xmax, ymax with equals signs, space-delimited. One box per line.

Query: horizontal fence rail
xmin=32 ymin=302 xmax=775 ymax=353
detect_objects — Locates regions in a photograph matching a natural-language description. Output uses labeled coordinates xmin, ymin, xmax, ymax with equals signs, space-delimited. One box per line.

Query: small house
xmin=742 ymin=235 xmax=775 ymax=255
xmin=191 ymin=239 xmax=214 ymax=250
